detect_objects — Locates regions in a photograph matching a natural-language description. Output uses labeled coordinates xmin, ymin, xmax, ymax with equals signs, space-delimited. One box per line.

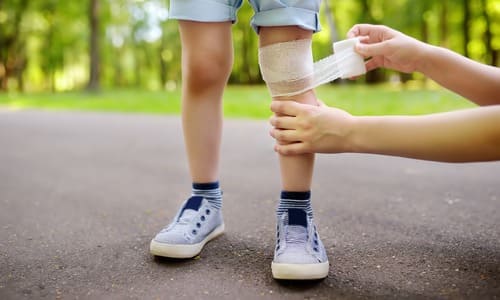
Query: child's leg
xmin=259 ymin=26 xmax=328 ymax=280
xmin=251 ymin=0 xmax=329 ymax=280
xmin=150 ymin=21 xmax=232 ymax=259
xmin=179 ymin=21 xmax=233 ymax=183
xmin=151 ymin=0 xmax=244 ymax=258
xmin=259 ymin=26 xmax=316 ymax=191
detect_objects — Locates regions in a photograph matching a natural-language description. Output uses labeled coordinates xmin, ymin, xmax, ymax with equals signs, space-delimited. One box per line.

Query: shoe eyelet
xmin=314 ymin=240 xmax=319 ymax=245
xmin=206 ymin=209 xmax=210 ymax=215
xmin=314 ymin=232 xmax=318 ymax=238
xmin=192 ymin=229 xmax=197 ymax=235
xmin=277 ymin=231 xmax=280 ymax=238
xmin=276 ymin=245 xmax=280 ymax=250
xmin=196 ymin=223 xmax=201 ymax=228
xmin=277 ymin=239 xmax=280 ymax=244
xmin=200 ymin=216 xmax=206 ymax=221
xmin=313 ymin=247 xmax=318 ymax=252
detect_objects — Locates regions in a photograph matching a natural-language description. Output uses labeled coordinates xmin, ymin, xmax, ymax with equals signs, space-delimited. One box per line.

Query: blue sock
xmin=192 ymin=182 xmax=222 ymax=209
xmin=277 ymin=191 xmax=313 ymax=217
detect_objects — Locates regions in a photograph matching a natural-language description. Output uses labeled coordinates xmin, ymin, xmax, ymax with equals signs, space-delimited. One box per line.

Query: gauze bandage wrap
xmin=259 ymin=38 xmax=367 ymax=97
xmin=258 ymin=39 xmax=315 ymax=98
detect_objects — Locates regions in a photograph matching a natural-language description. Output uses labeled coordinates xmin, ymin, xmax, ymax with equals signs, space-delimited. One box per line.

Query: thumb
xmin=356 ymin=41 xmax=389 ymax=57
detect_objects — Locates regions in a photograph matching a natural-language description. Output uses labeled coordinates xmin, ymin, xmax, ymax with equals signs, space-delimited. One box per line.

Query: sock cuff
xmin=193 ymin=182 xmax=220 ymax=190
xmin=192 ymin=182 xmax=222 ymax=209
xmin=280 ymin=191 xmax=311 ymax=201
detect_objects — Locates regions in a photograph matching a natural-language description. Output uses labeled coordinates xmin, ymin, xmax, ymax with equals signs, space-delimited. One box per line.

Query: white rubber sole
xmin=271 ymin=261 xmax=329 ymax=280
xmin=150 ymin=223 xmax=225 ymax=259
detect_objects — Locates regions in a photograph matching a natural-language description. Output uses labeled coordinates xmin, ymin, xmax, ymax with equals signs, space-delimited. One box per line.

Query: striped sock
xmin=277 ymin=191 xmax=313 ymax=217
xmin=192 ymin=182 xmax=222 ymax=209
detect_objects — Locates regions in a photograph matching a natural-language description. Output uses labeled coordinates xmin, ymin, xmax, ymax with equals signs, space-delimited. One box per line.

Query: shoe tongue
xmin=288 ymin=208 xmax=307 ymax=228
xmin=179 ymin=196 xmax=203 ymax=219
xmin=183 ymin=196 xmax=203 ymax=211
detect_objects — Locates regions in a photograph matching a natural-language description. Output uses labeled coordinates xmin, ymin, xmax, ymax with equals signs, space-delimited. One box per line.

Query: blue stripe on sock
xmin=192 ymin=182 xmax=222 ymax=209
xmin=280 ymin=191 xmax=311 ymax=201
xmin=278 ymin=190 xmax=313 ymax=217
xmin=193 ymin=182 xmax=219 ymax=190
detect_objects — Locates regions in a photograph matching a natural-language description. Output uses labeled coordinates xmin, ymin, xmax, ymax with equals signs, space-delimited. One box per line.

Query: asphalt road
xmin=0 ymin=109 xmax=499 ymax=299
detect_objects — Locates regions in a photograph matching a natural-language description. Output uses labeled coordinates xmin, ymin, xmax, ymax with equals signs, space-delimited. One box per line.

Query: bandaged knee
xmin=258 ymin=38 xmax=366 ymax=97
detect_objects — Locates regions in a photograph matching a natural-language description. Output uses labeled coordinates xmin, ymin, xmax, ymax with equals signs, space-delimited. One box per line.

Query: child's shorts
xmin=168 ymin=0 xmax=321 ymax=33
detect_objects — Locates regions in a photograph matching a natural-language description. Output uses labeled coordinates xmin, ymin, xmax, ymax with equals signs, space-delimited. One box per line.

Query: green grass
xmin=0 ymin=84 xmax=475 ymax=119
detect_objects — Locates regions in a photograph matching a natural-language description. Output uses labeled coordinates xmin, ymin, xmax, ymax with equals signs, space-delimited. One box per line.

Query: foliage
xmin=0 ymin=0 xmax=499 ymax=92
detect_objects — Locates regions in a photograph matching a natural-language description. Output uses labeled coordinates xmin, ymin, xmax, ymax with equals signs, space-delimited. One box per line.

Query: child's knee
xmin=184 ymin=52 xmax=232 ymax=91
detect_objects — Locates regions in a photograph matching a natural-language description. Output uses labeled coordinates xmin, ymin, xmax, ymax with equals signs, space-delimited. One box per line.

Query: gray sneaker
xmin=150 ymin=196 xmax=224 ymax=258
xmin=271 ymin=208 xmax=329 ymax=280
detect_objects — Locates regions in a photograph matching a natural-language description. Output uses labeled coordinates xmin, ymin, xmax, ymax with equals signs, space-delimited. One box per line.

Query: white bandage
xmin=258 ymin=39 xmax=314 ymax=98
xmin=259 ymin=38 xmax=367 ymax=97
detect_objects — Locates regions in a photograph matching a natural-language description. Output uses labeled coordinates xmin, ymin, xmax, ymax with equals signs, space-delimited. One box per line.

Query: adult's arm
xmin=270 ymin=101 xmax=500 ymax=162
xmin=349 ymin=24 xmax=500 ymax=106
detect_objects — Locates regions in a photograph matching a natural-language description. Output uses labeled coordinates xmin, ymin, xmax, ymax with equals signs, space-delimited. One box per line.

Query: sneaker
xmin=150 ymin=196 xmax=224 ymax=258
xmin=271 ymin=208 xmax=329 ymax=280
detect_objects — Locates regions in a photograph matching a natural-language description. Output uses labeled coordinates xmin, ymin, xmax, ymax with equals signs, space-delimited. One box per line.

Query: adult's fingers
xmin=364 ymin=57 xmax=383 ymax=72
xmin=274 ymin=142 xmax=309 ymax=156
xmin=270 ymin=100 xmax=304 ymax=116
xmin=347 ymin=24 xmax=391 ymax=44
xmin=355 ymin=41 xmax=390 ymax=58
xmin=269 ymin=115 xmax=297 ymax=130
xmin=269 ymin=128 xmax=300 ymax=144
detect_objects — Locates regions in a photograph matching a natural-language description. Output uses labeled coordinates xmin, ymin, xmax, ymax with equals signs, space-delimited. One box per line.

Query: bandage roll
xmin=332 ymin=38 xmax=366 ymax=78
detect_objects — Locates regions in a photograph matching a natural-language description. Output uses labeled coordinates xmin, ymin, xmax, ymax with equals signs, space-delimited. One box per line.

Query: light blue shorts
xmin=168 ymin=0 xmax=321 ymax=33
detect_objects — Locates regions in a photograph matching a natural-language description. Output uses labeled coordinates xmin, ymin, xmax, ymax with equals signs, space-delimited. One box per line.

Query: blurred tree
xmin=358 ymin=0 xmax=385 ymax=84
xmin=230 ymin=2 xmax=260 ymax=84
xmin=481 ymin=0 xmax=496 ymax=65
xmin=87 ymin=0 xmax=100 ymax=91
xmin=440 ymin=0 xmax=449 ymax=47
xmin=323 ymin=0 xmax=338 ymax=43
xmin=1 ymin=0 xmax=498 ymax=92
xmin=463 ymin=0 xmax=471 ymax=57
xmin=0 ymin=0 xmax=29 ymax=91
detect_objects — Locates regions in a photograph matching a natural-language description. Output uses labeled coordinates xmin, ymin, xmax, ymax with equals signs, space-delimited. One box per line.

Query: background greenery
xmin=0 ymin=84 xmax=474 ymax=119
xmin=0 ymin=0 xmax=496 ymax=117
xmin=1 ymin=0 xmax=499 ymax=92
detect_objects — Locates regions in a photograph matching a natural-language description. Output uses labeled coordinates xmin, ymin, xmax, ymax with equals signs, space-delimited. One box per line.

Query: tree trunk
xmin=0 ymin=0 xmax=28 ymax=91
xmin=420 ymin=9 xmax=429 ymax=44
xmin=481 ymin=0 xmax=494 ymax=65
xmin=87 ymin=0 xmax=100 ymax=91
xmin=159 ymin=39 xmax=167 ymax=89
xmin=323 ymin=0 xmax=338 ymax=43
xmin=16 ymin=58 xmax=26 ymax=92
xmin=463 ymin=0 xmax=471 ymax=57
xmin=440 ymin=0 xmax=448 ymax=47
xmin=359 ymin=0 xmax=385 ymax=84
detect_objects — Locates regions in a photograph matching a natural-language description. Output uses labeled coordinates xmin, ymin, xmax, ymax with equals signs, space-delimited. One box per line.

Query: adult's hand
xmin=269 ymin=100 xmax=355 ymax=155
xmin=348 ymin=24 xmax=428 ymax=74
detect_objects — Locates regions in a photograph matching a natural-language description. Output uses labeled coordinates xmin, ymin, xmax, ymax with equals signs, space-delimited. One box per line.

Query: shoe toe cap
xmin=275 ymin=248 xmax=320 ymax=264
xmin=154 ymin=230 xmax=190 ymax=244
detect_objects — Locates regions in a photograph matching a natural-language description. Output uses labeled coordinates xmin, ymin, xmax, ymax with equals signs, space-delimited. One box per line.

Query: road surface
xmin=0 ymin=109 xmax=499 ymax=299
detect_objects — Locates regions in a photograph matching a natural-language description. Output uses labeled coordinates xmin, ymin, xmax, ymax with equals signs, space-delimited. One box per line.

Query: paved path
xmin=0 ymin=109 xmax=499 ymax=299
